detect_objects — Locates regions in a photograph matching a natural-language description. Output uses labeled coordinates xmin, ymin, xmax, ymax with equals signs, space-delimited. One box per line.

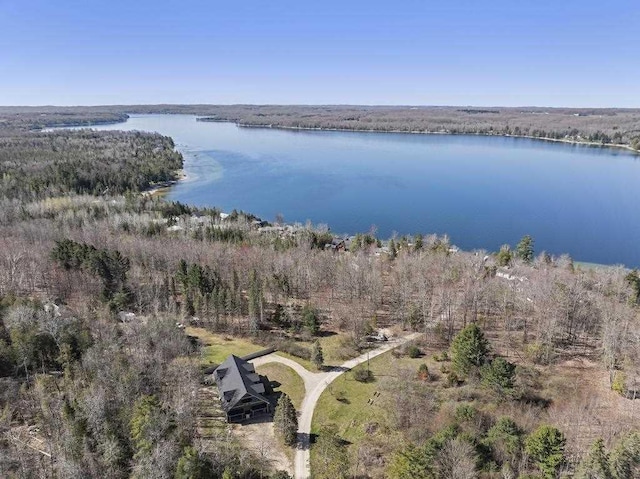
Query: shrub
xmin=271 ymin=472 xmax=293 ymax=479
xmin=525 ymin=341 xmax=554 ymax=365
xmin=353 ymin=367 xmax=374 ymax=383
xmin=454 ymin=404 xmax=478 ymax=422
xmin=334 ymin=390 xmax=347 ymax=403
xmin=446 ymin=371 xmax=459 ymax=387
xmin=417 ymin=363 xmax=430 ymax=381
xmin=407 ymin=345 xmax=421 ymax=358
xmin=611 ymin=371 xmax=627 ymax=396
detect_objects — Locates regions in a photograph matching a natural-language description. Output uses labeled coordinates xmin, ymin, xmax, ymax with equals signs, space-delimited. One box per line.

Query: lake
xmin=87 ymin=114 xmax=640 ymax=266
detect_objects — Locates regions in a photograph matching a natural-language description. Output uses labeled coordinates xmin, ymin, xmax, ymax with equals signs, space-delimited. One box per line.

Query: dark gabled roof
xmin=214 ymin=355 xmax=269 ymax=412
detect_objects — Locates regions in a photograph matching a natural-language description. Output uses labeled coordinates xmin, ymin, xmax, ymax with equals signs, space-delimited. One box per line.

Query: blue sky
xmin=0 ymin=0 xmax=638 ymax=106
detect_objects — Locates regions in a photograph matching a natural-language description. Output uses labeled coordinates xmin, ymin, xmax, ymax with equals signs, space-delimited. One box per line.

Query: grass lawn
xmin=255 ymin=362 xmax=306 ymax=410
xmin=317 ymin=332 xmax=358 ymax=365
xmin=186 ymin=327 xmax=265 ymax=365
xmin=290 ymin=332 xmax=359 ymax=370
xmin=311 ymin=349 xmax=431 ymax=475
xmin=186 ymin=327 xmax=355 ymax=372
xmin=312 ymin=351 xmax=425 ymax=441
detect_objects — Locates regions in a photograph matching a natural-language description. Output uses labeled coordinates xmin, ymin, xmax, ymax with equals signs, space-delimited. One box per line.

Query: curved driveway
xmin=251 ymin=332 xmax=421 ymax=479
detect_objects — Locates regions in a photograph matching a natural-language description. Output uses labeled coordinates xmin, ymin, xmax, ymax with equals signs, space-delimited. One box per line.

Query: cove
xmin=87 ymin=114 xmax=640 ymax=266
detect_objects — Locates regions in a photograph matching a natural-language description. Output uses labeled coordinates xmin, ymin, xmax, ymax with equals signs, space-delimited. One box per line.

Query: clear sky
xmin=1 ymin=0 xmax=638 ymax=107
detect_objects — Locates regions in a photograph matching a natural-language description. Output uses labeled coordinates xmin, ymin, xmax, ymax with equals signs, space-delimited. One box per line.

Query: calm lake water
xmin=89 ymin=114 xmax=640 ymax=266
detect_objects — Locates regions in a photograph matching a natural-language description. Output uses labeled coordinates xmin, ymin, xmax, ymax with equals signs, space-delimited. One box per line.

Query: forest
xmin=2 ymin=104 xmax=640 ymax=150
xmin=0 ymin=130 xmax=183 ymax=200
xmin=0 ymin=111 xmax=639 ymax=478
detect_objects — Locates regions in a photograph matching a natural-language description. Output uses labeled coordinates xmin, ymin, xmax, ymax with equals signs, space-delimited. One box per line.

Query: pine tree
xmin=413 ymin=234 xmax=423 ymax=251
xmin=574 ymin=439 xmax=612 ymax=479
xmin=389 ymin=239 xmax=397 ymax=259
xmin=450 ymin=323 xmax=489 ymax=376
xmin=496 ymin=244 xmax=513 ymax=266
xmin=481 ymin=357 xmax=516 ymax=394
xmin=175 ymin=446 xmax=211 ymax=479
xmin=311 ymin=340 xmax=324 ymax=370
xmin=273 ymin=393 xmax=298 ymax=446
xmin=516 ymin=235 xmax=535 ymax=263
xmin=302 ymin=304 xmax=320 ymax=336
xmin=610 ymin=432 xmax=640 ymax=479
xmin=525 ymin=425 xmax=566 ymax=479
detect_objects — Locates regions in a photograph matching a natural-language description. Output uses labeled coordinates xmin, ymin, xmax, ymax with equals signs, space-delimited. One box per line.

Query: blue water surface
xmin=90 ymin=114 xmax=640 ymax=266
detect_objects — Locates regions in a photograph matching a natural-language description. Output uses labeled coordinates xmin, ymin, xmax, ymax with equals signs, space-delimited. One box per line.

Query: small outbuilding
xmin=213 ymin=355 xmax=271 ymax=422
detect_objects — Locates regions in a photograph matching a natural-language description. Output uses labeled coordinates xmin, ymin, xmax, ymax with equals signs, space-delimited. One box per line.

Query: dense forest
xmin=0 ymin=110 xmax=639 ymax=478
xmin=0 ymin=130 xmax=183 ymax=200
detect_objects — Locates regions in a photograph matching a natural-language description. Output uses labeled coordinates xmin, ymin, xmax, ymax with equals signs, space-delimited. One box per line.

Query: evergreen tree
xmin=574 ymin=439 xmax=612 ymax=479
xmin=484 ymin=417 xmax=522 ymax=468
xmin=175 ymin=446 xmax=211 ymax=479
xmin=311 ymin=340 xmax=324 ymax=370
xmin=524 ymin=425 xmax=566 ymax=479
xmin=387 ymin=444 xmax=431 ymax=479
xmin=496 ymin=244 xmax=513 ymax=267
xmin=481 ymin=357 xmax=516 ymax=394
xmin=248 ymin=269 xmax=262 ymax=326
xmin=413 ymin=234 xmax=423 ymax=251
xmin=273 ymin=393 xmax=298 ymax=446
xmin=610 ymin=432 xmax=640 ymax=479
xmin=516 ymin=235 xmax=535 ymax=263
xmin=624 ymin=269 xmax=640 ymax=304
xmin=130 ymin=395 xmax=169 ymax=458
xmin=302 ymin=304 xmax=320 ymax=336
xmin=389 ymin=239 xmax=397 ymax=259
xmin=176 ymin=259 xmax=189 ymax=289
xmin=450 ymin=323 xmax=489 ymax=376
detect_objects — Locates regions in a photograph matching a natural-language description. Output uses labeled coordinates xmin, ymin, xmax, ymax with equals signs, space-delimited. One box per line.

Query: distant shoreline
xmin=47 ymin=114 xmax=640 ymax=156
xmin=214 ymin=121 xmax=640 ymax=155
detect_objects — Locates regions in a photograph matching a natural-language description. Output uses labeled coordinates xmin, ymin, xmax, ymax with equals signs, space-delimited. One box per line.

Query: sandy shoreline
xmin=142 ymin=169 xmax=187 ymax=197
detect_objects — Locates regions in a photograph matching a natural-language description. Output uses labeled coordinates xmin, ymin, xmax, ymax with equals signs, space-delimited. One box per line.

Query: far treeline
xmin=1 ymin=104 xmax=640 ymax=150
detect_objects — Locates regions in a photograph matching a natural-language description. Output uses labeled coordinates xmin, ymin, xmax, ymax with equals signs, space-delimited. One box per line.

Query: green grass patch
xmin=310 ymin=350 xmax=428 ymax=476
xmin=312 ymin=351 xmax=424 ymax=441
xmin=295 ymin=332 xmax=359 ymax=368
xmin=255 ymin=362 xmax=306 ymax=410
xmin=186 ymin=327 xmax=264 ymax=365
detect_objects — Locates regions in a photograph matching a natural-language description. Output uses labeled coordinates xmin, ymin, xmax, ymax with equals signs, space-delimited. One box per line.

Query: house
xmin=213 ymin=355 xmax=271 ymax=422
xmin=326 ymin=237 xmax=351 ymax=252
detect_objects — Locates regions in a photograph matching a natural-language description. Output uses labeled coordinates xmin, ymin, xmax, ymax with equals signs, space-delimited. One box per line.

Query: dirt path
xmin=251 ymin=332 xmax=421 ymax=479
